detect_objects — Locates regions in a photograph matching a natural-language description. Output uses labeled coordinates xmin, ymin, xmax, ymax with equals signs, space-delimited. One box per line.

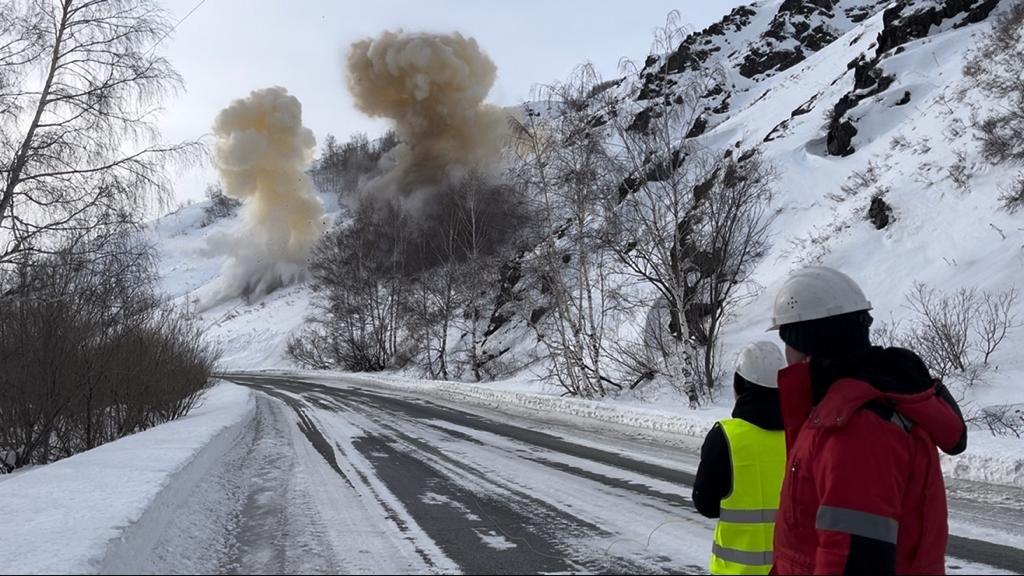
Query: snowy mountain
xmin=154 ymin=0 xmax=1023 ymax=418
xmin=474 ymin=0 xmax=1023 ymax=409
xmin=629 ymin=0 xmax=893 ymax=137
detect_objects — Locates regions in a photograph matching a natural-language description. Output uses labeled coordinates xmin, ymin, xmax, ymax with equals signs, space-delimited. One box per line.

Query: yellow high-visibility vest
xmin=710 ymin=418 xmax=786 ymax=575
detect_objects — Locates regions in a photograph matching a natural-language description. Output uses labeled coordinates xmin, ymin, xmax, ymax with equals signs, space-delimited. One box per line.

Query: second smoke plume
xmin=346 ymin=30 xmax=508 ymax=212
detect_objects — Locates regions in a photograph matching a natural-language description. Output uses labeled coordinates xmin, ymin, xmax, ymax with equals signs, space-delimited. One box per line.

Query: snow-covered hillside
xmin=155 ymin=0 xmax=1022 ymax=424
xmin=150 ymin=200 xmax=336 ymax=369
xmin=477 ymin=0 xmax=1024 ymax=413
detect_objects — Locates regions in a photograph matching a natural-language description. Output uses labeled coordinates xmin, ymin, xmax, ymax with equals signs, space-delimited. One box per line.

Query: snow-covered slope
xmin=156 ymin=0 xmax=1022 ymax=421
xmin=479 ymin=0 xmax=1023 ymax=407
xmin=702 ymin=0 xmax=1022 ymax=408
xmin=150 ymin=200 xmax=338 ymax=369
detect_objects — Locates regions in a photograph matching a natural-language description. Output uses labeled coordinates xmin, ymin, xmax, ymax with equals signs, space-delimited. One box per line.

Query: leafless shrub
xmin=870 ymin=314 xmax=905 ymax=348
xmin=889 ymin=134 xmax=913 ymax=152
xmin=0 ymin=239 xmax=217 ymax=472
xmin=913 ymin=160 xmax=943 ymax=187
xmin=998 ymin=171 xmax=1024 ymax=212
xmin=783 ymin=208 xmax=860 ymax=267
xmin=964 ymin=2 xmax=1024 ymax=166
xmin=878 ymin=282 xmax=1019 ymax=387
xmin=947 ymin=149 xmax=971 ymax=192
xmin=965 ymin=403 xmax=1024 ymax=438
xmin=286 ymin=326 xmax=339 ymax=371
xmin=838 ymin=161 xmax=882 ymax=199
xmin=944 ymin=117 xmax=968 ymax=140
xmin=201 ymin=184 xmax=242 ymax=226
xmin=605 ymin=339 xmax=660 ymax=391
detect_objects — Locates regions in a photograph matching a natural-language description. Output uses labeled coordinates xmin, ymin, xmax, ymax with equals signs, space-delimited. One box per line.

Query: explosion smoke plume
xmin=204 ymin=86 xmax=324 ymax=307
xmin=346 ymin=30 xmax=508 ymax=213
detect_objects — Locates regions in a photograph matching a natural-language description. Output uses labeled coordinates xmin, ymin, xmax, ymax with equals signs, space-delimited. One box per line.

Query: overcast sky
xmin=157 ymin=0 xmax=746 ymax=205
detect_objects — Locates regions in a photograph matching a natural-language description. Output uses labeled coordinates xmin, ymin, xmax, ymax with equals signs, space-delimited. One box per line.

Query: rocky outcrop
xmin=868 ymin=195 xmax=893 ymax=229
xmin=631 ymin=1 xmax=894 ymax=152
xmin=877 ymin=0 xmax=1000 ymax=54
xmin=741 ymin=0 xmax=841 ymax=78
xmin=824 ymin=0 xmax=1000 ymax=156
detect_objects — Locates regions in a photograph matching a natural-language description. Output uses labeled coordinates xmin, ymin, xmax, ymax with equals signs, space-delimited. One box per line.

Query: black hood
xmin=809 ymin=346 xmax=934 ymax=404
xmin=732 ymin=373 xmax=784 ymax=431
xmin=808 ymin=345 xmax=968 ymax=455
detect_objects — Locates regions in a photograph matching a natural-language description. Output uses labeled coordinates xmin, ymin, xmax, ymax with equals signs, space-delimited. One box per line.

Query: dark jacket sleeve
xmin=934 ymin=382 xmax=968 ymax=455
xmin=692 ymin=423 xmax=731 ymax=519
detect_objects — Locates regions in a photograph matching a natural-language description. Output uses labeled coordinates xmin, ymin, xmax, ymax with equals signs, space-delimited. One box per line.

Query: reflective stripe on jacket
xmin=711 ymin=418 xmax=786 ymax=575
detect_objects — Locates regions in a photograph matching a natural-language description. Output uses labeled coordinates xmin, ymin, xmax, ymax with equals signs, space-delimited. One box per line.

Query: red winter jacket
xmin=772 ymin=348 xmax=967 ymax=575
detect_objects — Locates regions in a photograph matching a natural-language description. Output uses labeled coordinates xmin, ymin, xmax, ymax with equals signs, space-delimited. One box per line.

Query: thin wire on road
xmin=464 ymin=489 xmax=566 ymax=562
xmin=464 ymin=477 xmax=693 ymax=563
xmin=604 ymin=519 xmax=693 ymax=557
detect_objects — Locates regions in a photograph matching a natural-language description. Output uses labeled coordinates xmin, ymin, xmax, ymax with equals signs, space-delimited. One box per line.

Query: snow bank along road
xmin=141 ymin=374 xmax=1024 ymax=574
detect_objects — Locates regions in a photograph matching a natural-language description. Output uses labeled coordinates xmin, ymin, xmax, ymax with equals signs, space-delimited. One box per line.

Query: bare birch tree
xmin=603 ymin=15 xmax=775 ymax=401
xmin=509 ymin=65 xmax=625 ymax=398
xmin=0 ymin=0 xmax=197 ymax=265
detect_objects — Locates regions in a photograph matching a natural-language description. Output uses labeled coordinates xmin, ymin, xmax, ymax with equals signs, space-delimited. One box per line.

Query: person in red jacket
xmin=769 ymin=267 xmax=967 ymax=575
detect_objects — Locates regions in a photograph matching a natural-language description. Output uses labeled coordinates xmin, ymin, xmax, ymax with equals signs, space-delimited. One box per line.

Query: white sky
xmin=156 ymin=0 xmax=746 ymax=205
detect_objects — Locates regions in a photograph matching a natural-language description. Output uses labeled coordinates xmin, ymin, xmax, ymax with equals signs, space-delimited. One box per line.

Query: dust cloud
xmin=345 ymin=30 xmax=509 ymax=215
xmin=202 ymin=86 xmax=325 ymax=307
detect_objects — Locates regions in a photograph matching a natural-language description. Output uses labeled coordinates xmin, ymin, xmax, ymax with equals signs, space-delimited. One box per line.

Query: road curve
xmin=218 ymin=373 xmax=1024 ymax=575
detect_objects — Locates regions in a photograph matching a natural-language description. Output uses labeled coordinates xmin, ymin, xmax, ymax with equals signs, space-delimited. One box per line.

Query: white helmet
xmin=735 ymin=341 xmax=786 ymax=388
xmin=769 ymin=266 xmax=872 ymax=330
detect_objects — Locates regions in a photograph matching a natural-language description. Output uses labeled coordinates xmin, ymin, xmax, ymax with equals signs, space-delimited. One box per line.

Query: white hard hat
xmin=769 ymin=266 xmax=872 ymax=330
xmin=735 ymin=341 xmax=786 ymax=388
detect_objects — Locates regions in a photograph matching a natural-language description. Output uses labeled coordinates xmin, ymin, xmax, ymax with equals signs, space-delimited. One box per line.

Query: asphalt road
xmin=221 ymin=373 xmax=1024 ymax=575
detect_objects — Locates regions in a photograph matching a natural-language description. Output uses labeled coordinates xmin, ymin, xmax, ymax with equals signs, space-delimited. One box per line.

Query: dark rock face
xmin=824 ymin=0 xmax=997 ymax=157
xmin=738 ymin=0 xmax=875 ymax=79
xmin=528 ymin=307 xmax=548 ymax=326
xmin=895 ymin=90 xmax=911 ymax=105
xmin=791 ymin=93 xmax=821 ymax=117
xmin=484 ymin=259 xmax=523 ymax=338
xmin=839 ymin=53 xmax=895 ymax=100
xmin=711 ymin=91 xmax=732 ymax=114
xmin=626 ymin=107 xmax=654 ymax=133
xmin=740 ymin=46 xmax=807 ymax=78
xmin=827 ymin=120 xmax=859 ymax=156
xmin=634 ymin=4 xmax=758 ymax=107
xmin=764 ymin=119 xmax=790 ymax=143
xmin=826 ymin=85 xmax=876 ymax=156
xmin=635 ymin=2 xmax=895 ymax=156
xmin=868 ymin=195 xmax=893 ymax=229
xmin=617 ymin=148 xmax=688 ymax=202
xmin=846 ymin=4 xmax=876 ymax=22
xmin=878 ymin=0 xmax=999 ymax=54
xmin=686 ymin=115 xmax=709 ymax=138
xmin=637 ymin=75 xmax=677 ymax=101
xmin=637 ymin=4 xmax=757 ymax=90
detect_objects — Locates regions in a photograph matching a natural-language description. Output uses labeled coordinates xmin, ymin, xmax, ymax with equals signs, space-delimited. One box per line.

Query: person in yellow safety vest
xmin=692 ymin=341 xmax=787 ymax=575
